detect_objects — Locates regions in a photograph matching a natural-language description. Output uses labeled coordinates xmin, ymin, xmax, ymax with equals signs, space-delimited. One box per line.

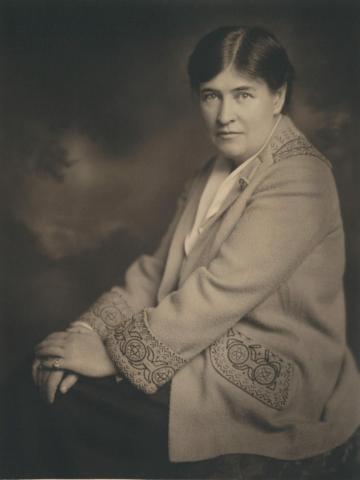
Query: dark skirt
xmin=1 ymin=364 xmax=359 ymax=479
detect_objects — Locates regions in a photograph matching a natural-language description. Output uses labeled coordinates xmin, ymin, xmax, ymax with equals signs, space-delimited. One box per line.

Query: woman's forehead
xmin=200 ymin=66 xmax=265 ymax=91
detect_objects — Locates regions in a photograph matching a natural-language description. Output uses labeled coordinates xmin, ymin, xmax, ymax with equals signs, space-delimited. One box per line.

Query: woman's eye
xmin=235 ymin=92 xmax=251 ymax=101
xmin=202 ymin=92 xmax=218 ymax=103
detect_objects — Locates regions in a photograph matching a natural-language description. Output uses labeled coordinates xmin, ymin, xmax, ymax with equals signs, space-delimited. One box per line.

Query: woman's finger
xmin=35 ymin=332 xmax=68 ymax=350
xmin=32 ymin=358 xmax=42 ymax=386
xmin=50 ymin=331 xmax=69 ymax=340
xmin=38 ymin=331 xmax=68 ymax=343
xmin=44 ymin=370 xmax=65 ymax=404
xmin=37 ymin=367 xmax=45 ymax=390
xmin=35 ymin=338 xmax=66 ymax=352
xmin=35 ymin=345 xmax=65 ymax=358
xmin=66 ymin=325 xmax=91 ymax=334
xmin=40 ymin=357 xmax=67 ymax=370
xmin=60 ymin=373 xmax=79 ymax=394
xmin=39 ymin=367 xmax=52 ymax=389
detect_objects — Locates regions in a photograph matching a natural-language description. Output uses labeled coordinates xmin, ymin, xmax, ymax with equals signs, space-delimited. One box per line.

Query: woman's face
xmin=199 ymin=66 xmax=285 ymax=165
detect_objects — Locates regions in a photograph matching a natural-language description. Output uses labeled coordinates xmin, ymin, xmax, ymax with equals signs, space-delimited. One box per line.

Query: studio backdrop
xmin=0 ymin=0 xmax=359 ymax=381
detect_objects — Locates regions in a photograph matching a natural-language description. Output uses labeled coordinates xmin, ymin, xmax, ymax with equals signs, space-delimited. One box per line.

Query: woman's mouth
xmin=216 ymin=131 xmax=243 ymax=139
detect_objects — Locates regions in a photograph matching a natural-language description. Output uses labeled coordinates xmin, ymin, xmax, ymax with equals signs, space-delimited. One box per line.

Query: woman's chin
xmin=216 ymin=145 xmax=247 ymax=163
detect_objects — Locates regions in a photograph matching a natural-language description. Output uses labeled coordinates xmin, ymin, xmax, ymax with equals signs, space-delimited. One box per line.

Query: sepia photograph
xmin=0 ymin=0 xmax=359 ymax=478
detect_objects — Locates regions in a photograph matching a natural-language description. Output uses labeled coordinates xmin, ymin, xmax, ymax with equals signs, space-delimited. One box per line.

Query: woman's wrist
xmin=69 ymin=320 xmax=95 ymax=332
xmin=75 ymin=288 xmax=134 ymax=341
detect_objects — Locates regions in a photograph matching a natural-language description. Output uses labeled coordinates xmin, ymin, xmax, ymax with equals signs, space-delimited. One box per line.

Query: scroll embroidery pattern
xmin=271 ymin=136 xmax=328 ymax=165
xmin=106 ymin=310 xmax=186 ymax=394
xmin=210 ymin=328 xmax=293 ymax=410
xmin=78 ymin=289 xmax=133 ymax=340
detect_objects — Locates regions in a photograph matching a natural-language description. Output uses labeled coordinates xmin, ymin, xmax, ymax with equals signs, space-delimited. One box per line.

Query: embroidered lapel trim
xmin=268 ymin=115 xmax=331 ymax=167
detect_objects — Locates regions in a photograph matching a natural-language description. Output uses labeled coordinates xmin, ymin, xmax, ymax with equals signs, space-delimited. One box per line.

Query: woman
xmin=2 ymin=25 xmax=360 ymax=479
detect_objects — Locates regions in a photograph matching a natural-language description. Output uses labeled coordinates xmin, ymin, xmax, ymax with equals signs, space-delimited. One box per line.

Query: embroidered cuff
xmin=105 ymin=310 xmax=186 ymax=394
xmin=77 ymin=289 xmax=134 ymax=341
xmin=210 ymin=328 xmax=293 ymax=410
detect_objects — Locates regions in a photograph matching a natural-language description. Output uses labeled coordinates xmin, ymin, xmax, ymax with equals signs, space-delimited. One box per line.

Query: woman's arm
xmin=33 ymin=175 xmax=197 ymax=401
xmin=74 ymin=174 xmax=197 ymax=337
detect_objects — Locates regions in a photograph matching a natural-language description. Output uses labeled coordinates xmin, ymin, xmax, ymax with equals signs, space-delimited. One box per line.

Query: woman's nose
xmin=217 ymin=98 xmax=236 ymax=125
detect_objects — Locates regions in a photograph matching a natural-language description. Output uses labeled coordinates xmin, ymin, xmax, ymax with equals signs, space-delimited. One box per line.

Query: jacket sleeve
xmin=101 ymin=156 xmax=339 ymax=393
xmin=76 ymin=175 xmax=196 ymax=339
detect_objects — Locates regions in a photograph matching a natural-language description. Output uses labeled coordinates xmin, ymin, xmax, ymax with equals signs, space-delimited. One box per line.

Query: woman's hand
xmin=33 ymin=323 xmax=117 ymax=403
xmin=32 ymin=324 xmax=87 ymax=403
xmin=35 ymin=329 xmax=117 ymax=378
xmin=32 ymin=357 xmax=80 ymax=404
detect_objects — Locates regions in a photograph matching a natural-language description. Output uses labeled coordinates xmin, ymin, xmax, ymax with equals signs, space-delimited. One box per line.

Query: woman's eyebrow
xmin=200 ymin=87 xmax=219 ymax=93
xmin=232 ymin=86 xmax=256 ymax=92
xmin=200 ymin=85 xmax=256 ymax=94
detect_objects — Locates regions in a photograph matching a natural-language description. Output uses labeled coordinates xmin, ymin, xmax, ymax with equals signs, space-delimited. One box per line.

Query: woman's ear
xmin=273 ymin=85 xmax=287 ymax=115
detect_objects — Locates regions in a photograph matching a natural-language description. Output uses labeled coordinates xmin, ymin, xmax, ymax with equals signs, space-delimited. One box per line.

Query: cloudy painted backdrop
xmin=1 ymin=0 xmax=359 ymax=380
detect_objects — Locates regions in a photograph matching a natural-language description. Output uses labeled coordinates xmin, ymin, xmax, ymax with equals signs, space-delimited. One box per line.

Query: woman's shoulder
xmin=251 ymin=117 xmax=341 ymax=217
xmin=270 ymin=115 xmax=331 ymax=169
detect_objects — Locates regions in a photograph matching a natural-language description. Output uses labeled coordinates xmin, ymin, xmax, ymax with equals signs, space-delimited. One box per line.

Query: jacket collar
xmin=266 ymin=114 xmax=331 ymax=167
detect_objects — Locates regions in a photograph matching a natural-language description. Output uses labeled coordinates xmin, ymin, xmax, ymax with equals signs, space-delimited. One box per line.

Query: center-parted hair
xmin=187 ymin=26 xmax=295 ymax=112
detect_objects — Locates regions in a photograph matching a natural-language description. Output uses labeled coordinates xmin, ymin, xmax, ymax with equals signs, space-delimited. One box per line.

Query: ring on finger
xmin=53 ymin=358 xmax=62 ymax=369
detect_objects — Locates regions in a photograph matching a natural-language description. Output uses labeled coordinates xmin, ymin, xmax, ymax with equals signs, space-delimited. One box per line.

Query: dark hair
xmin=187 ymin=26 xmax=295 ymax=112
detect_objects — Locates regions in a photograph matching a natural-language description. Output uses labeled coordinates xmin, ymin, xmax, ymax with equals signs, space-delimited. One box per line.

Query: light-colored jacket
xmin=81 ymin=115 xmax=360 ymax=462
